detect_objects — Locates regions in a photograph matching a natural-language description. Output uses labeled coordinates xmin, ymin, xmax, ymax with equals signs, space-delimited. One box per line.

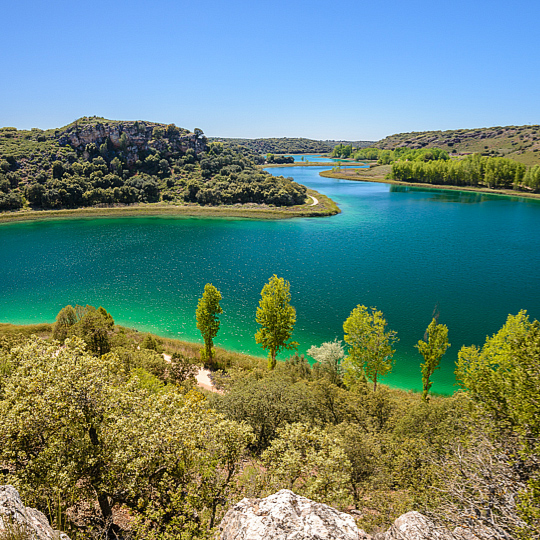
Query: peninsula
xmin=0 ymin=117 xmax=339 ymax=221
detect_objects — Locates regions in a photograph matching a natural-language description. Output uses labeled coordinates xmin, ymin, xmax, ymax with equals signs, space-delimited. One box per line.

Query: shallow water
xmin=1 ymin=166 xmax=539 ymax=393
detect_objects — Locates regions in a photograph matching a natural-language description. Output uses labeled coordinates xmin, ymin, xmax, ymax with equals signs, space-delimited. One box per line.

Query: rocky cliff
xmin=58 ymin=117 xmax=207 ymax=165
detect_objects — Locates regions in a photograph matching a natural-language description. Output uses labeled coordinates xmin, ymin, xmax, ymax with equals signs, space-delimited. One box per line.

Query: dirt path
xmin=308 ymin=195 xmax=319 ymax=206
xmin=163 ymin=353 xmax=219 ymax=393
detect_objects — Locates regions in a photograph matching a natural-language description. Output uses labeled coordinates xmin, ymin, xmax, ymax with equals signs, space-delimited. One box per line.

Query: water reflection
xmin=389 ymin=184 xmax=539 ymax=204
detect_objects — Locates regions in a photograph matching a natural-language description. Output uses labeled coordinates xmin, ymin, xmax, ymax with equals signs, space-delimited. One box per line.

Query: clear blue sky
xmin=1 ymin=0 xmax=539 ymax=141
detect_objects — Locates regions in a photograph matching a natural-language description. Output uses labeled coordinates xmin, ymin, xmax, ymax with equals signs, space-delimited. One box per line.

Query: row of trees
xmin=390 ymin=153 xmax=540 ymax=190
xmin=196 ymin=275 xmax=450 ymax=400
xmin=332 ymin=146 xmax=450 ymax=164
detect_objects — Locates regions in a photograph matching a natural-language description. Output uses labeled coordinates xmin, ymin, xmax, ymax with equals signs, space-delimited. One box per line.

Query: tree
xmin=343 ymin=305 xmax=398 ymax=391
xmin=0 ymin=337 xmax=253 ymax=538
xmin=456 ymin=310 xmax=540 ymax=447
xmin=307 ymin=339 xmax=345 ymax=386
xmin=415 ymin=318 xmax=450 ymax=401
xmin=255 ymin=275 xmax=298 ymax=370
xmin=52 ymin=304 xmax=78 ymax=341
xmin=261 ymin=423 xmax=352 ymax=505
xmin=196 ymin=283 xmax=223 ymax=367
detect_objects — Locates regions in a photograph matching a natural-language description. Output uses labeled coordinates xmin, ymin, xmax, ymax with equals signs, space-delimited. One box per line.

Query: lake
xmin=1 ymin=165 xmax=540 ymax=393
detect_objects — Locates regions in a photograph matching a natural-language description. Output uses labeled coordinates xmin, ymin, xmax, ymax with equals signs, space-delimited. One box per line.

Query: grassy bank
xmin=0 ymin=189 xmax=340 ymax=224
xmin=321 ymin=166 xmax=540 ymax=200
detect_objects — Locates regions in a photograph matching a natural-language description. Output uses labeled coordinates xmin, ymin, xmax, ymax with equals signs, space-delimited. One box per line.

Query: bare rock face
xmin=0 ymin=485 xmax=70 ymax=540
xmin=58 ymin=120 xmax=206 ymax=165
xmin=218 ymin=489 xmax=371 ymax=540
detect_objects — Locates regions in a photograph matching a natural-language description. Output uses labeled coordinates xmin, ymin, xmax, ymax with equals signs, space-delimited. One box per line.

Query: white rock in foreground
xmin=0 ymin=485 xmax=70 ymax=540
xmin=219 ymin=489 xmax=371 ymax=540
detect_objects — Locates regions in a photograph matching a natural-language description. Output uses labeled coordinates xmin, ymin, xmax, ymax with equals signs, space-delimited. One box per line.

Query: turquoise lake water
xmin=1 ymin=166 xmax=540 ymax=393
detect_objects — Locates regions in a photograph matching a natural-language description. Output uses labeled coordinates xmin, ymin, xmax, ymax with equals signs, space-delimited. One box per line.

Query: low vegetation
xmin=208 ymin=137 xmax=334 ymax=155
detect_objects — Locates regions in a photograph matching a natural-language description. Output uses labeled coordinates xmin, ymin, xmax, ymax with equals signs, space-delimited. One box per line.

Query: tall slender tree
xmin=255 ymin=275 xmax=298 ymax=370
xmin=196 ymin=283 xmax=223 ymax=367
xmin=416 ymin=317 xmax=450 ymax=401
xmin=343 ymin=305 xmax=398 ymax=391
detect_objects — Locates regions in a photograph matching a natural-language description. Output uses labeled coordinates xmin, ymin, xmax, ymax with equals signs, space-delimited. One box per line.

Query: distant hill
xmin=323 ymin=140 xmax=375 ymax=150
xmin=209 ymin=137 xmax=333 ymax=154
xmin=373 ymin=124 xmax=540 ymax=166
xmin=209 ymin=137 xmax=375 ymax=155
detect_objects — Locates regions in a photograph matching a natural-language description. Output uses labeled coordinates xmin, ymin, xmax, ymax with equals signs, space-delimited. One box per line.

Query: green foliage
xmin=415 ymin=318 xmax=450 ymax=401
xmin=0 ymin=119 xmax=311 ymax=215
xmin=212 ymin=372 xmax=311 ymax=453
xmin=343 ymin=305 xmax=398 ymax=391
xmin=262 ymin=423 xmax=352 ymax=507
xmin=455 ymin=311 xmax=540 ymax=537
xmin=196 ymin=284 xmax=223 ymax=367
xmin=390 ymin=153 xmax=533 ymax=190
xmin=209 ymin=137 xmax=333 ymax=155
xmin=0 ymin=337 xmax=254 ymax=536
xmin=255 ymin=275 xmax=298 ymax=370
xmin=141 ymin=333 xmax=164 ymax=353
xmin=456 ymin=310 xmax=540 ymax=449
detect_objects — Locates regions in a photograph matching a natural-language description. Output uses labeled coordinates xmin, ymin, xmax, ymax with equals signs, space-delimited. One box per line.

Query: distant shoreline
xmin=0 ymin=188 xmax=340 ymax=224
xmin=320 ymin=169 xmax=540 ymax=201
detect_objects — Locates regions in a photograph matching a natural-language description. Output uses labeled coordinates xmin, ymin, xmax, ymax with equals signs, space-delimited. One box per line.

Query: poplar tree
xmin=196 ymin=283 xmax=223 ymax=367
xmin=255 ymin=275 xmax=298 ymax=370
xmin=416 ymin=318 xmax=450 ymax=401
xmin=343 ymin=305 xmax=398 ymax=391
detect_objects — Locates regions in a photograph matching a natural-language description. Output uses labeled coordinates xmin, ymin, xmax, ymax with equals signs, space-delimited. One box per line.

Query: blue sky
xmin=1 ymin=0 xmax=539 ymax=140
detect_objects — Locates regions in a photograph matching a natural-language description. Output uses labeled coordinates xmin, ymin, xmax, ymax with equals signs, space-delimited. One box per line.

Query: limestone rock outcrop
xmin=58 ymin=119 xmax=206 ymax=165
xmin=218 ymin=489 xmax=371 ymax=540
xmin=0 ymin=485 xmax=71 ymax=540
xmin=375 ymin=511 xmax=453 ymax=540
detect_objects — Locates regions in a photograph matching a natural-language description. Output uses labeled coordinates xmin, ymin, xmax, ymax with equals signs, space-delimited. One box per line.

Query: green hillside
xmin=373 ymin=124 xmax=540 ymax=166
xmin=0 ymin=117 xmax=311 ymax=213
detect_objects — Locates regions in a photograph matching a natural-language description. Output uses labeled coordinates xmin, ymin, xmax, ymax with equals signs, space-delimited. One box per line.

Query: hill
xmin=373 ymin=124 xmax=540 ymax=166
xmin=209 ymin=137 xmax=375 ymax=155
xmin=0 ymin=117 xmax=313 ymax=213
xmin=208 ymin=136 xmax=334 ymax=154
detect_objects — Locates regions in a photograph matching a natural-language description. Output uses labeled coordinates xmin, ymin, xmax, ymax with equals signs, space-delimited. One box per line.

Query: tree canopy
xmin=196 ymin=283 xmax=223 ymax=367
xmin=343 ymin=305 xmax=398 ymax=391
xmin=255 ymin=275 xmax=298 ymax=370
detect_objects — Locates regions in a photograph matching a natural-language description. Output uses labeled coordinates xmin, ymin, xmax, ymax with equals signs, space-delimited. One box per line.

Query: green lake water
xmin=1 ymin=165 xmax=540 ymax=394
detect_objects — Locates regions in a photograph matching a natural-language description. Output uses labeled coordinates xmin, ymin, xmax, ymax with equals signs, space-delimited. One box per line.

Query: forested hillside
xmin=0 ymin=117 xmax=309 ymax=212
xmin=209 ymin=137 xmax=375 ymax=155
xmin=209 ymin=136 xmax=334 ymax=154
xmin=373 ymin=124 xmax=540 ymax=166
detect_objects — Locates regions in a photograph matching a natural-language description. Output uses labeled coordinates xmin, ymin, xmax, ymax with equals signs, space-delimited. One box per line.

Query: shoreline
xmin=263 ymin=160 xmax=368 ymax=168
xmin=320 ymin=169 xmax=540 ymax=201
xmin=0 ymin=188 xmax=340 ymax=224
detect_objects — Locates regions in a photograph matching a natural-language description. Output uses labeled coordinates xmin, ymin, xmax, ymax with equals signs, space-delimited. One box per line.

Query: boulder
xmin=0 ymin=485 xmax=70 ymax=540
xmin=218 ymin=489 xmax=371 ymax=540
xmin=375 ymin=511 xmax=495 ymax=540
